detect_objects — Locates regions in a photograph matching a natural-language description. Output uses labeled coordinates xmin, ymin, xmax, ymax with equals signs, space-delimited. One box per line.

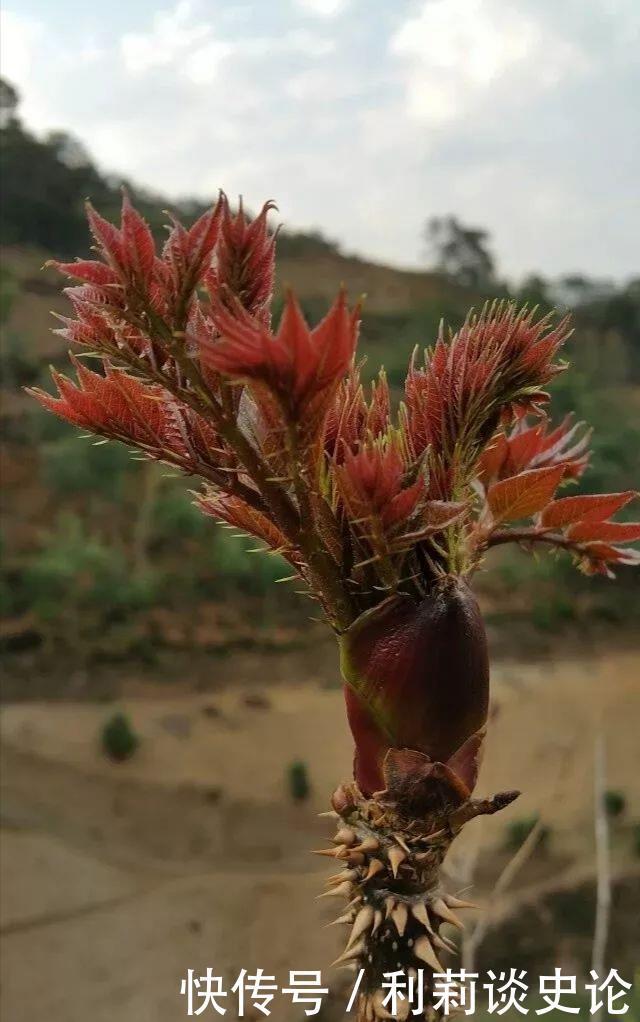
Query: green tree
xmin=424 ymin=214 xmax=496 ymax=290
xmin=0 ymin=77 xmax=19 ymax=128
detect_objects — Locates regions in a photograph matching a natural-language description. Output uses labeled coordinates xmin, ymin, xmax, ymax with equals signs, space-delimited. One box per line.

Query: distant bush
xmin=151 ymin=486 xmax=208 ymax=542
xmin=359 ymin=306 xmax=466 ymax=389
xmin=101 ymin=711 xmax=139 ymax=762
xmin=0 ymin=262 xmax=39 ymax=388
xmin=276 ymin=229 xmax=340 ymax=259
xmin=550 ymin=368 xmax=640 ymax=495
xmin=504 ymin=815 xmax=550 ymax=853
xmin=206 ymin=530 xmax=291 ymax=596
xmin=0 ymin=533 xmax=17 ymax=616
xmin=41 ymin=435 xmax=131 ymax=498
xmin=287 ymin=760 xmax=310 ymax=801
xmin=603 ymin=790 xmax=626 ymax=818
xmin=0 ymin=264 xmax=17 ymax=324
xmin=24 ymin=513 xmax=158 ymax=625
xmin=531 ymin=594 xmax=576 ymax=633
xmin=0 ymin=332 xmax=39 ymax=387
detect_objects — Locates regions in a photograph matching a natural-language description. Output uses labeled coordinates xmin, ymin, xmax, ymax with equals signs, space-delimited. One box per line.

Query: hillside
xmin=0 ymin=239 xmax=470 ymax=357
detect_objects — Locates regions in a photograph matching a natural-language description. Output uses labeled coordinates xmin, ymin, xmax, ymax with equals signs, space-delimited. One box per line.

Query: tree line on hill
xmin=0 ymin=77 xmax=339 ymax=261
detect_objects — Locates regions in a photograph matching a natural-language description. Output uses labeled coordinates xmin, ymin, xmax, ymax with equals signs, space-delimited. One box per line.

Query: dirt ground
xmin=1 ymin=648 xmax=639 ymax=1021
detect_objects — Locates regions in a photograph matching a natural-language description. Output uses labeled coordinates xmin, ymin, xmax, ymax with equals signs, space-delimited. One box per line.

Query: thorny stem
xmin=321 ymin=779 xmax=520 ymax=1021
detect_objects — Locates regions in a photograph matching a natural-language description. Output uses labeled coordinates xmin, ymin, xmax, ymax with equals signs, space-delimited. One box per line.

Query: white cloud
xmin=0 ymin=0 xmax=638 ymax=280
xmin=279 ymin=28 xmax=336 ymax=55
xmin=119 ymin=3 xmax=333 ymax=86
xmin=121 ymin=1 xmax=216 ymax=75
xmin=0 ymin=9 xmax=44 ymax=85
xmin=76 ymin=39 xmax=106 ymax=66
xmin=294 ymin=0 xmax=347 ymax=16
xmin=391 ymin=0 xmax=588 ymax=123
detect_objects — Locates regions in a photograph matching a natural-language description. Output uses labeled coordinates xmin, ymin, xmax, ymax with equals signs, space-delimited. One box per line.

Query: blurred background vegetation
xmin=1 ymin=76 xmax=639 ymax=685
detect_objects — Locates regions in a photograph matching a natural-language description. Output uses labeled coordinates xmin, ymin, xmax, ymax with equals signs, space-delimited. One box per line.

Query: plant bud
xmin=340 ymin=576 xmax=489 ymax=795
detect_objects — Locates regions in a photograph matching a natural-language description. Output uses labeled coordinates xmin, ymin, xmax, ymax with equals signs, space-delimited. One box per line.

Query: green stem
xmin=285 ymin=423 xmax=355 ymax=631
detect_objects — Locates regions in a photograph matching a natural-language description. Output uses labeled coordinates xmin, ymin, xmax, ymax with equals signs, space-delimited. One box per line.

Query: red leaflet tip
xmin=207 ymin=286 xmax=359 ymax=440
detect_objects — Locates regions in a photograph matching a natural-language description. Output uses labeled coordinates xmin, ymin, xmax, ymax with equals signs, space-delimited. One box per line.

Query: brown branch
xmin=486 ymin=527 xmax=577 ymax=552
xmin=462 ymin=815 xmax=546 ymax=971
xmin=592 ymin=731 xmax=611 ymax=1002
xmin=461 ymin=743 xmax=575 ymax=970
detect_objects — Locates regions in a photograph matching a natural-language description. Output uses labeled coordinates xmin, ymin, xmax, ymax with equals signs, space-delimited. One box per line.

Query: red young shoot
xmin=29 ymin=194 xmax=638 ymax=1021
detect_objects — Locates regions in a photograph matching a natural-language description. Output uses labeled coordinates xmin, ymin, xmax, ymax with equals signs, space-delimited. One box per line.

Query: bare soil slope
xmin=1 ymin=650 xmax=639 ymax=1021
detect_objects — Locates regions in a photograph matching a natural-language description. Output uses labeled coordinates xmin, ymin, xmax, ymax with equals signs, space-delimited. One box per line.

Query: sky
xmin=1 ymin=0 xmax=639 ymax=281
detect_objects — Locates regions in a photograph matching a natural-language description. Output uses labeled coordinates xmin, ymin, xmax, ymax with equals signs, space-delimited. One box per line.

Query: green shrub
xmin=101 ymin=712 xmax=139 ymax=761
xmin=0 ymin=264 xmax=17 ymax=325
xmin=0 ymin=332 xmax=39 ymax=387
xmin=28 ymin=403 xmax=76 ymax=443
xmin=0 ymin=576 xmax=13 ymax=617
xmin=24 ymin=513 xmax=158 ymax=623
xmin=531 ymin=594 xmax=576 ymax=632
xmin=152 ymin=486 xmax=208 ymax=542
xmin=603 ymin=789 xmax=626 ymax=818
xmin=41 ymin=435 xmax=131 ymax=498
xmin=287 ymin=760 xmax=310 ymax=801
xmin=207 ymin=530 xmax=290 ymax=596
xmin=504 ymin=814 xmax=550 ymax=853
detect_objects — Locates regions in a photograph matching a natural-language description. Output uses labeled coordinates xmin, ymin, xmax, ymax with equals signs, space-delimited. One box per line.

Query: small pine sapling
xmin=102 ymin=710 xmax=139 ymax=762
xmin=288 ymin=760 xmax=311 ymax=802
xmin=603 ymin=790 xmax=626 ymax=819
xmin=30 ymin=194 xmax=639 ymax=1020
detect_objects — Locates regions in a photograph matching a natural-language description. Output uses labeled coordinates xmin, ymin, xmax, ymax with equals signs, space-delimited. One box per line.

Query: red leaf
xmin=396 ymin=500 xmax=467 ymax=545
xmin=121 ymin=194 xmax=156 ymax=283
xmin=477 ymin=432 xmax=509 ymax=483
xmin=403 ymin=302 xmax=571 ymax=486
xmin=579 ymin=542 xmax=640 ymax=566
xmin=85 ymin=202 xmax=125 ymax=269
xmin=488 ymin=465 xmax=564 ymax=523
xmin=206 ymin=289 xmax=359 ymax=432
xmin=196 ymin=493 xmax=303 ymax=569
xmin=477 ymin=415 xmax=591 ymax=489
xmin=185 ymin=201 xmax=223 ymax=278
xmin=567 ymin=521 xmax=640 ymax=544
xmin=506 ymin=423 xmax=545 ymax=471
xmin=50 ymin=260 xmax=120 ymax=286
xmin=28 ymin=358 xmax=167 ymax=449
xmin=540 ymin=491 xmax=638 ymax=528
xmin=382 ymin=478 xmax=424 ymax=529
xmin=214 ymin=196 xmax=277 ymax=322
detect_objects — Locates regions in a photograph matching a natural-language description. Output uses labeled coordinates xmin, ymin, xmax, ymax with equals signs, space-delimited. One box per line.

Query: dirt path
xmin=1 ymin=651 xmax=639 ymax=1021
